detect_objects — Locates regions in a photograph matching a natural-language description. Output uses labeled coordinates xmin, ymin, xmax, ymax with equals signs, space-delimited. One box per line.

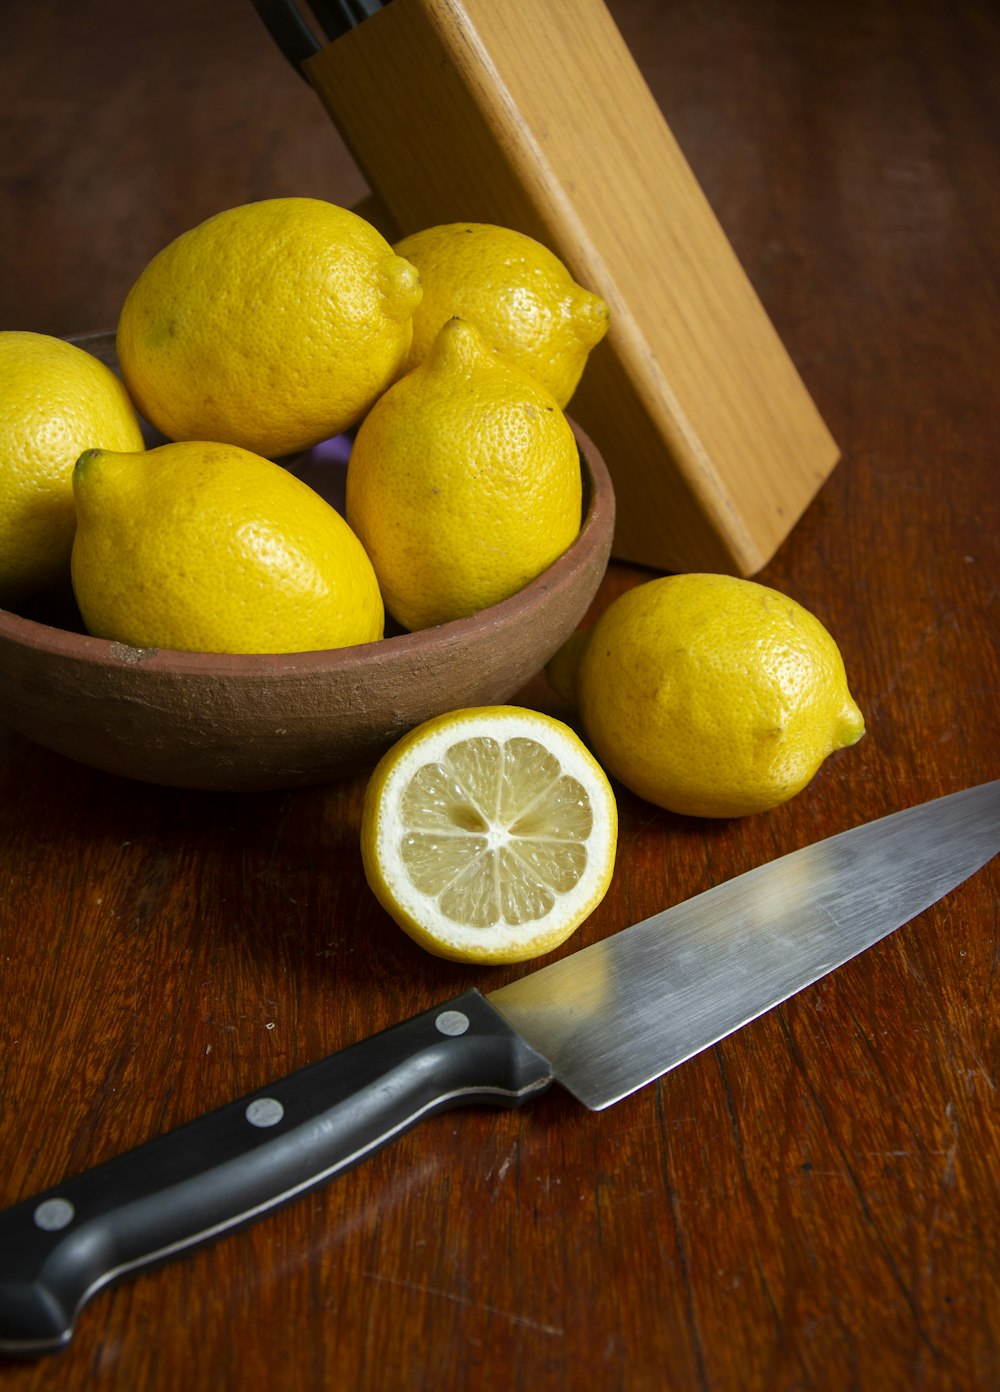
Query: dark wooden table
xmin=1 ymin=2 xmax=998 ymax=1388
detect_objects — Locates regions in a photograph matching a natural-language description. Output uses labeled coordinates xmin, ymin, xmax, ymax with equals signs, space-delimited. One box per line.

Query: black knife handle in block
xmin=0 ymin=990 xmax=552 ymax=1358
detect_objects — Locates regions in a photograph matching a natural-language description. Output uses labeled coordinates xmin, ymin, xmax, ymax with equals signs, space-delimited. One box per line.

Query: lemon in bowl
xmin=116 ymin=197 xmax=422 ymax=458
xmin=71 ymin=440 xmax=383 ymax=656
xmin=0 ymin=331 xmax=145 ymax=601
xmin=346 ymin=318 xmax=583 ymax=632
xmin=393 ymin=222 xmax=609 ymax=407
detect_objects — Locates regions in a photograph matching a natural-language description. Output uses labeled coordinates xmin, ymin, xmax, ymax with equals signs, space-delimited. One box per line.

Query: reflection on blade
xmin=488 ymin=782 xmax=1000 ymax=1110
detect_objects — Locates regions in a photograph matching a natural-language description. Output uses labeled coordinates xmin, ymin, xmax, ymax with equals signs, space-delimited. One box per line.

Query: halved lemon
xmin=361 ymin=706 xmax=618 ymax=963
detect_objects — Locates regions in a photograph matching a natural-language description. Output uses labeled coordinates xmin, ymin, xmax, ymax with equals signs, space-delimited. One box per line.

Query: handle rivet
xmin=435 ymin=1010 xmax=470 ymax=1036
xmin=245 ymin=1097 xmax=285 ymax=1128
xmin=34 ymin=1197 xmax=75 ymax=1231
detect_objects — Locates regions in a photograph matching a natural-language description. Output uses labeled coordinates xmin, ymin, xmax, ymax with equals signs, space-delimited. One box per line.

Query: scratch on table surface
xmin=495 ymin=1150 xmax=515 ymax=1184
xmin=924 ymin=1103 xmax=962 ymax=1247
xmin=487 ymin=1141 xmax=518 ymax=1203
xmin=364 ymin=1270 xmax=564 ymax=1336
xmin=868 ymin=1149 xmax=952 ymax=1158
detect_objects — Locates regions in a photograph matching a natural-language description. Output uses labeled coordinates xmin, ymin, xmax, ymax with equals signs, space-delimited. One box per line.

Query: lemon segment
xmin=393 ymin=222 xmax=609 ymax=407
xmin=0 ymin=332 xmax=145 ymax=599
xmin=361 ymin=707 xmax=618 ymax=963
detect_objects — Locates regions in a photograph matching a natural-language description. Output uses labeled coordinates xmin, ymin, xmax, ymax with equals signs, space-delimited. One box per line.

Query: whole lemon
xmin=393 ymin=223 xmax=609 ymax=407
xmin=116 ymin=198 xmax=422 ymax=458
xmin=345 ymin=318 xmax=582 ymax=632
xmin=71 ymin=440 xmax=383 ymax=655
xmin=0 ymin=332 xmax=144 ymax=599
xmin=557 ymin=574 xmax=865 ymax=818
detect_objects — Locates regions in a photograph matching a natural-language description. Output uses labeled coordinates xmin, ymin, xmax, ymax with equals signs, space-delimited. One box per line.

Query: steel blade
xmin=488 ymin=781 xmax=1000 ymax=1110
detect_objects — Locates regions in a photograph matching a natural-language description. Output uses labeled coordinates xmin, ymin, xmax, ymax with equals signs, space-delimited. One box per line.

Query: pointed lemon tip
xmin=72 ymin=447 xmax=111 ymax=504
xmin=378 ymin=254 xmax=423 ymax=321
xmin=424 ymin=316 xmax=496 ymax=375
xmin=72 ymin=446 xmax=147 ymax=514
xmin=573 ymin=289 xmax=611 ymax=347
xmin=835 ymin=697 xmax=866 ymax=749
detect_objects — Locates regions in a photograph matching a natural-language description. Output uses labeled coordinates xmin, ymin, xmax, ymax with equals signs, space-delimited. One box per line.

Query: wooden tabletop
xmin=1 ymin=1 xmax=998 ymax=1388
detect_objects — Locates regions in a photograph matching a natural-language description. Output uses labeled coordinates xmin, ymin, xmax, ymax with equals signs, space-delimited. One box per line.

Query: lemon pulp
xmin=361 ymin=707 xmax=617 ymax=963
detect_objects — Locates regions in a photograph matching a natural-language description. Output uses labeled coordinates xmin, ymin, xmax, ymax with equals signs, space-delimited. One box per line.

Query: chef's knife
xmin=1 ymin=781 xmax=997 ymax=1358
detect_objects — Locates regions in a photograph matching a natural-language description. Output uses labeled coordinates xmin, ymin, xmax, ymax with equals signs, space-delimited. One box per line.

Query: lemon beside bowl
xmin=0 ymin=337 xmax=615 ymax=791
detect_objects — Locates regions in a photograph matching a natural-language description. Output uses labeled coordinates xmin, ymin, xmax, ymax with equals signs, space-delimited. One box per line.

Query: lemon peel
xmin=393 ymin=222 xmax=609 ymax=407
xmin=116 ymin=197 xmax=422 ymax=457
xmin=568 ymin=574 xmax=865 ymax=818
xmin=70 ymin=440 xmax=383 ymax=655
xmin=0 ymin=332 xmax=144 ymax=598
xmin=346 ymin=318 xmax=582 ymax=632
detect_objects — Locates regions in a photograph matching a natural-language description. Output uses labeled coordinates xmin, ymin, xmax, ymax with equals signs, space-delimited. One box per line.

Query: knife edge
xmin=489 ymin=780 xmax=1000 ymax=1108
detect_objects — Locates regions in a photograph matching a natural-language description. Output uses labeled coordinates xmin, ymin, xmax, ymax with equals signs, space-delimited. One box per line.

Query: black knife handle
xmin=249 ymin=0 xmax=387 ymax=78
xmin=0 ymin=990 xmax=552 ymax=1359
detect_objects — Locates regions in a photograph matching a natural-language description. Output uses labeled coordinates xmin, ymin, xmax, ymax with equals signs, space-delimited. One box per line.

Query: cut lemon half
xmin=361 ymin=706 xmax=618 ymax=963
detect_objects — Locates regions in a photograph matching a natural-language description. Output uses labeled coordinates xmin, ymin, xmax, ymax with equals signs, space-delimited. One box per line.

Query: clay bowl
xmin=0 ymin=344 xmax=615 ymax=791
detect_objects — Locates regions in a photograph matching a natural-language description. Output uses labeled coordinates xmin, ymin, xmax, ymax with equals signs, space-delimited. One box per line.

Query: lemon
xmin=361 ymin=706 xmax=618 ymax=963
xmin=0 ymin=332 xmax=145 ymax=599
xmin=393 ymin=223 xmax=609 ymax=407
xmin=70 ymin=440 xmax=383 ymax=655
xmin=116 ymin=198 xmax=422 ymax=458
xmin=554 ymin=574 xmax=865 ymax=818
xmin=345 ymin=318 xmax=582 ymax=631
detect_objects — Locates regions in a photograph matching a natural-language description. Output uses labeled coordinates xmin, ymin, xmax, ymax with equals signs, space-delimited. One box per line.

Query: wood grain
xmin=305 ymin=0 xmax=840 ymax=575
xmin=1 ymin=0 xmax=998 ymax=1388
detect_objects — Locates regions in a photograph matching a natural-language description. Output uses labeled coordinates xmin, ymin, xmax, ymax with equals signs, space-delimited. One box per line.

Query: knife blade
xmin=1 ymin=781 xmax=997 ymax=1357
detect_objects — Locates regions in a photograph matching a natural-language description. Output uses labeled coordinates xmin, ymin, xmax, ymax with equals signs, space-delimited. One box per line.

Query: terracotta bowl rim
xmin=0 ymin=419 xmax=614 ymax=678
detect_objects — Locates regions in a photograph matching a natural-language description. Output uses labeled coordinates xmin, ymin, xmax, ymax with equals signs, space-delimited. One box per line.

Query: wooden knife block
xmin=302 ymin=0 xmax=839 ymax=574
